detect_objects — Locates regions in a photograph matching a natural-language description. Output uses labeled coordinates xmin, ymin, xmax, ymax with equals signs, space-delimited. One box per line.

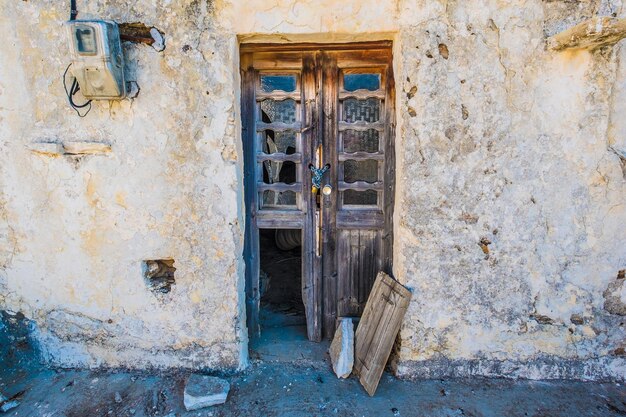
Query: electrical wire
xmin=63 ymin=63 xmax=92 ymax=118
xmin=70 ymin=0 xmax=77 ymax=21
xmin=66 ymin=2 xmax=92 ymax=117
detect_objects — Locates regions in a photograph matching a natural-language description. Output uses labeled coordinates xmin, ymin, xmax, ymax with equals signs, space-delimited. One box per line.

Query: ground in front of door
xmin=2 ymin=349 xmax=625 ymax=417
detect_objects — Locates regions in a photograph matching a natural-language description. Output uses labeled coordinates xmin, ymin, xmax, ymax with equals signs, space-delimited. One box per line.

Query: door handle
xmin=309 ymin=163 xmax=330 ymax=194
xmin=310 ymin=159 xmax=330 ymax=257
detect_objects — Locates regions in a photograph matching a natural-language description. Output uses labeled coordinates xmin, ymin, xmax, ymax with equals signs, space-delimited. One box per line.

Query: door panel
xmin=241 ymin=43 xmax=394 ymax=341
xmin=328 ymin=62 xmax=393 ymax=335
xmin=336 ymin=229 xmax=383 ymax=317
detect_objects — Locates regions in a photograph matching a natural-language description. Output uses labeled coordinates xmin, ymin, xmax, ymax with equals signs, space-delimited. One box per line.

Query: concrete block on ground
xmin=183 ymin=374 xmax=230 ymax=411
xmin=330 ymin=317 xmax=354 ymax=378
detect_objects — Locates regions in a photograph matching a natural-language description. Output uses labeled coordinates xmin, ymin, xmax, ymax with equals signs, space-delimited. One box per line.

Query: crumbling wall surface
xmin=0 ymin=1 xmax=247 ymax=370
xmin=1 ymin=0 xmax=625 ymax=379
xmin=394 ymin=0 xmax=626 ymax=381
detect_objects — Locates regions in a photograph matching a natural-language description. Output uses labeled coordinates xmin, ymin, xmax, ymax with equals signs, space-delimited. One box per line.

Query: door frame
xmin=240 ymin=41 xmax=395 ymax=342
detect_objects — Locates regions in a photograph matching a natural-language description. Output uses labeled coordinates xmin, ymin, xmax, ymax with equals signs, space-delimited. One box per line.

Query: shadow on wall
xmin=0 ymin=311 xmax=42 ymax=374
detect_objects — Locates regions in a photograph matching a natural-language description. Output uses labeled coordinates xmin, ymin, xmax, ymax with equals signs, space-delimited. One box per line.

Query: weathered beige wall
xmin=0 ymin=1 xmax=246 ymax=369
xmin=0 ymin=0 xmax=625 ymax=379
xmin=393 ymin=0 xmax=626 ymax=380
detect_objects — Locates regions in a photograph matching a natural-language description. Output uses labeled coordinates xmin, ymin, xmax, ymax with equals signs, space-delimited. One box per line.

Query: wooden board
xmin=354 ymin=272 xmax=412 ymax=396
xmin=382 ymin=62 xmax=396 ymax=275
xmin=240 ymin=54 xmax=261 ymax=339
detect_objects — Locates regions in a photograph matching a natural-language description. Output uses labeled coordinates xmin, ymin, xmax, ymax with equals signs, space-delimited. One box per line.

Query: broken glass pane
xmin=262 ymin=131 xmax=296 ymax=155
xmin=262 ymin=160 xmax=297 ymax=185
xmin=262 ymin=190 xmax=297 ymax=209
xmin=260 ymin=99 xmax=297 ymax=124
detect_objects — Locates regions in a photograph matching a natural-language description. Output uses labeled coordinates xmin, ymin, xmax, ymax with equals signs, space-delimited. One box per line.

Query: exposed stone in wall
xmin=144 ymin=259 xmax=176 ymax=294
xmin=542 ymin=0 xmax=623 ymax=36
xmin=604 ymin=270 xmax=626 ymax=315
xmin=548 ymin=17 xmax=626 ymax=51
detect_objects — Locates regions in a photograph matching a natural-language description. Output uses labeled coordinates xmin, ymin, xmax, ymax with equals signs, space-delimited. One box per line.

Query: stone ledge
xmin=548 ymin=17 xmax=626 ymax=51
xmin=27 ymin=141 xmax=112 ymax=156
xmin=27 ymin=143 xmax=64 ymax=157
xmin=62 ymin=141 xmax=111 ymax=155
xmin=394 ymin=356 xmax=626 ymax=382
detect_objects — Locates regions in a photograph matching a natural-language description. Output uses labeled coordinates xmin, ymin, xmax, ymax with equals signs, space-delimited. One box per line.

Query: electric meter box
xmin=66 ymin=20 xmax=126 ymax=99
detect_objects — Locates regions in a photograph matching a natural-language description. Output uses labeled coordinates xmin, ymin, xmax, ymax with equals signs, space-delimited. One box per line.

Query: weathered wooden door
xmin=241 ymin=42 xmax=395 ymax=341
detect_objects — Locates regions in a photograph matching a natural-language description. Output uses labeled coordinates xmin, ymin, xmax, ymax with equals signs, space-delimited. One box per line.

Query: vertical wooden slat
xmin=322 ymin=51 xmax=339 ymax=339
xmin=358 ymin=231 xmax=367 ymax=314
xmin=354 ymin=272 xmax=412 ymax=396
xmin=336 ymin=230 xmax=348 ymax=318
xmin=241 ymin=53 xmax=260 ymax=339
xmin=351 ymin=230 xmax=359 ymax=315
xmin=302 ymin=52 xmax=322 ymax=342
xmin=357 ymin=231 xmax=365 ymax=310
xmin=382 ymin=63 xmax=396 ymax=275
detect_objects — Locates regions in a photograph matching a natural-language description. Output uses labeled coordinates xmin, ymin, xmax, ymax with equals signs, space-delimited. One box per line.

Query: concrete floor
xmin=1 ymin=359 xmax=626 ymax=417
xmin=249 ymin=308 xmax=330 ymax=363
xmin=2 ymin=312 xmax=626 ymax=417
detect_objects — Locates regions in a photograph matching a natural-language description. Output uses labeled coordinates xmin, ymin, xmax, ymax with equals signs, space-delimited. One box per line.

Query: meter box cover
xmin=65 ymin=20 xmax=126 ymax=99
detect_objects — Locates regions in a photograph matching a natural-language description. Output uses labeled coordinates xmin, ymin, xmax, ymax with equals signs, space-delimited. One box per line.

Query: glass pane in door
xmin=343 ymin=98 xmax=380 ymax=123
xmin=343 ymin=160 xmax=378 ymax=184
xmin=261 ymin=74 xmax=297 ymax=92
xmin=261 ymin=190 xmax=297 ymax=209
xmin=343 ymin=190 xmax=377 ymax=206
xmin=260 ymin=99 xmax=297 ymax=124
xmin=344 ymin=73 xmax=380 ymax=91
xmin=343 ymin=129 xmax=380 ymax=153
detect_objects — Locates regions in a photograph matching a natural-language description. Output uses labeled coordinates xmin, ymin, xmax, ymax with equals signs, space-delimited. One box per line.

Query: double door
xmin=241 ymin=42 xmax=396 ymax=341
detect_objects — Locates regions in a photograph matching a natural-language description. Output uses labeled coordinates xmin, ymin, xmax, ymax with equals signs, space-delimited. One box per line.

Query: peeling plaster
xmin=0 ymin=0 xmax=624 ymax=380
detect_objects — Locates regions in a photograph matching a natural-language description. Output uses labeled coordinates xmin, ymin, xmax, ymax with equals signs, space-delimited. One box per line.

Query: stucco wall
xmin=393 ymin=1 xmax=626 ymax=380
xmin=0 ymin=1 xmax=246 ymax=369
xmin=0 ymin=0 xmax=625 ymax=379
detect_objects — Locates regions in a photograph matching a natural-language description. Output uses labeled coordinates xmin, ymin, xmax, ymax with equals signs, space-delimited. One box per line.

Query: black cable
xmin=70 ymin=0 xmax=77 ymax=21
xmin=66 ymin=3 xmax=91 ymax=117
xmin=63 ymin=63 xmax=92 ymax=117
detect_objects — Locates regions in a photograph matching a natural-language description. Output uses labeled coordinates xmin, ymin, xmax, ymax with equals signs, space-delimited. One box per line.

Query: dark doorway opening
xmin=259 ymin=228 xmax=304 ymax=328
xmin=250 ymin=229 xmax=328 ymax=361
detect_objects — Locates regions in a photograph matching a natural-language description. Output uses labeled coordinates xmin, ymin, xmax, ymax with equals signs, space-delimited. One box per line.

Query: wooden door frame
xmin=240 ymin=41 xmax=395 ymax=342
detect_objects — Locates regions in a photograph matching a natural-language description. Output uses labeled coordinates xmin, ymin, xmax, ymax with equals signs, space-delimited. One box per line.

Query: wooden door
xmin=241 ymin=42 xmax=395 ymax=341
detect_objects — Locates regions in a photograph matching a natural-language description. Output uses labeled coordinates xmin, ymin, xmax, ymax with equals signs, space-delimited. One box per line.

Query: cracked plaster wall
xmin=394 ymin=0 xmax=626 ymax=380
xmin=0 ymin=0 xmax=625 ymax=379
xmin=0 ymin=0 xmax=246 ymax=370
